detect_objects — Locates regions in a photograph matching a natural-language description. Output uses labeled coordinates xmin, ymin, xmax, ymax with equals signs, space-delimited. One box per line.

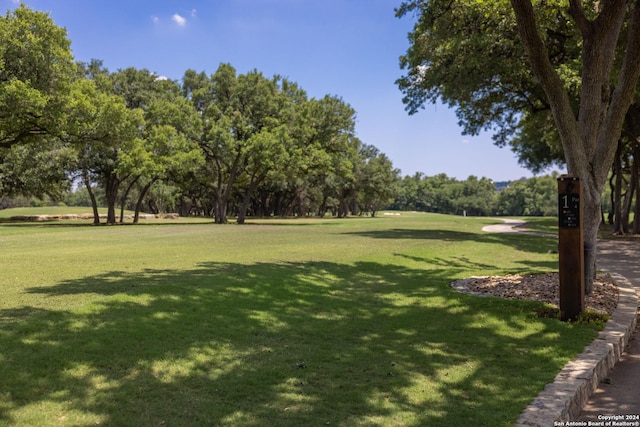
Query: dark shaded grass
xmin=1 ymin=260 xmax=597 ymax=426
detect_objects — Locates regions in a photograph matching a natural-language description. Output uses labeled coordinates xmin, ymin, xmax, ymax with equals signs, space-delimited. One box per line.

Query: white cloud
xmin=191 ymin=9 xmax=197 ymax=17
xmin=151 ymin=15 xmax=160 ymax=24
xmin=172 ymin=13 xmax=187 ymax=27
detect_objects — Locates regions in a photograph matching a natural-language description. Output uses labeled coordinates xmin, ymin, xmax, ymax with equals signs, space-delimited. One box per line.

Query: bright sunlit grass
xmin=0 ymin=210 xmax=599 ymax=426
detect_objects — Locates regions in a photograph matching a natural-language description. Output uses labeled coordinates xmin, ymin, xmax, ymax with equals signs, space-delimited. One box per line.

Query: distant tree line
xmin=390 ymin=173 xmax=560 ymax=217
xmin=0 ymin=6 xmax=399 ymax=224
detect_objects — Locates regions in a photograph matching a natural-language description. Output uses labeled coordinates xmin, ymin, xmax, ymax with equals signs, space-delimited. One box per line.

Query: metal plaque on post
xmin=557 ymin=175 xmax=585 ymax=321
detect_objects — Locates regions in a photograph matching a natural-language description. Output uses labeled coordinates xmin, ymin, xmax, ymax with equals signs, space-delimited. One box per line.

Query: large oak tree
xmin=512 ymin=1 xmax=640 ymax=290
xmin=0 ymin=5 xmax=75 ymax=198
xmin=398 ymin=0 xmax=640 ymax=293
xmin=0 ymin=5 xmax=74 ymax=149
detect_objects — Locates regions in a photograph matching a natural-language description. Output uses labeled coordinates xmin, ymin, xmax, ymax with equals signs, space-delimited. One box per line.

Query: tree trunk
xmin=212 ymin=156 xmax=242 ymax=224
xmin=608 ymin=173 xmax=615 ymax=224
xmin=214 ymin=193 xmax=227 ymax=224
xmin=633 ymin=146 xmax=640 ymax=234
xmin=622 ymin=171 xmax=635 ymax=234
xmin=337 ymin=197 xmax=349 ymax=218
xmin=237 ymin=192 xmax=250 ymax=225
xmin=82 ymin=167 xmax=100 ymax=225
xmin=237 ymin=184 xmax=256 ymax=225
xmin=104 ymin=174 xmax=119 ymax=225
xmin=511 ymin=1 xmax=640 ymax=298
xmin=613 ymin=142 xmax=624 ymax=234
xmin=119 ymin=175 xmax=140 ymax=223
xmin=237 ymin=174 xmax=266 ymax=225
xmin=582 ymin=193 xmax=600 ymax=294
xmin=134 ymin=178 xmax=157 ymax=224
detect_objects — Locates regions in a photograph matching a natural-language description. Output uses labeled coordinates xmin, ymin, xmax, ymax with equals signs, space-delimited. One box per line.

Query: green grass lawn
xmin=0 ymin=210 xmax=599 ymax=426
xmin=521 ymin=216 xmax=558 ymax=235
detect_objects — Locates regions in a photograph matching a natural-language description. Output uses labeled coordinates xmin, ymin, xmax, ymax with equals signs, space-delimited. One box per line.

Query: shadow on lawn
xmin=343 ymin=228 xmax=558 ymax=255
xmin=0 ymin=259 xmax=591 ymax=426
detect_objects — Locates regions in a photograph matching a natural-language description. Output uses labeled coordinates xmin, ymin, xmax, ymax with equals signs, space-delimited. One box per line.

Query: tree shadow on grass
xmin=0 ymin=260 xmax=596 ymax=426
xmin=343 ymin=228 xmax=558 ymax=255
xmin=393 ymin=253 xmax=499 ymax=271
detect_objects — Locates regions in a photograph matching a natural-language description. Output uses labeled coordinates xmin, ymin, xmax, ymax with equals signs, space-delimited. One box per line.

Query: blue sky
xmin=3 ymin=0 xmax=549 ymax=181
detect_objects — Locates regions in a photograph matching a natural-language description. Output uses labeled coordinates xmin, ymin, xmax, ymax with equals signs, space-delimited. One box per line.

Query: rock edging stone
xmin=513 ymin=272 xmax=638 ymax=426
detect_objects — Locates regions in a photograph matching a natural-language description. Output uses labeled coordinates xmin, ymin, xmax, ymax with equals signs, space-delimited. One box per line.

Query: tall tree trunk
xmin=511 ymin=1 xmax=640 ymax=297
xmin=237 ymin=182 xmax=260 ymax=225
xmin=82 ymin=167 xmax=100 ymax=225
xmin=214 ymin=191 xmax=227 ymax=224
xmin=210 ymin=169 xmax=228 ymax=224
xmin=613 ymin=142 xmax=624 ymax=234
xmin=582 ymin=192 xmax=600 ymax=293
xmin=337 ymin=196 xmax=349 ymax=218
xmin=119 ymin=175 xmax=140 ymax=223
xmin=104 ymin=173 xmax=119 ymax=225
xmin=633 ymin=146 xmax=640 ymax=234
xmin=134 ymin=178 xmax=157 ymax=224
xmin=608 ymin=173 xmax=615 ymax=224
xmin=212 ymin=157 xmax=242 ymax=224
xmin=622 ymin=170 xmax=635 ymax=234
xmin=350 ymin=194 xmax=359 ymax=216
xmin=237 ymin=197 xmax=249 ymax=225
xmin=317 ymin=192 xmax=329 ymax=218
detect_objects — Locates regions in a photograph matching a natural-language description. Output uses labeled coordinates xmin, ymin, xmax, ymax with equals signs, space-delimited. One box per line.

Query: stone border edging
xmin=480 ymin=218 xmax=639 ymax=425
xmin=514 ymin=272 xmax=639 ymax=426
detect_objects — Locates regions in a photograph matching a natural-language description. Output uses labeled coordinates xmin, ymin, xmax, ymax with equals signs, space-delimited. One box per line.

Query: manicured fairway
xmin=0 ymin=211 xmax=601 ymax=426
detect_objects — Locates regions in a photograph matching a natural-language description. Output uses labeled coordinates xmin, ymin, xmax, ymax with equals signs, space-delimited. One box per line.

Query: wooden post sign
xmin=557 ymin=175 xmax=585 ymax=321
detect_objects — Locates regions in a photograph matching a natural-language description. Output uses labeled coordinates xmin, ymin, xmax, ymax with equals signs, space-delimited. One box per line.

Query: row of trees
xmin=609 ymin=135 xmax=640 ymax=234
xmin=0 ymin=6 xmax=399 ymax=224
xmin=2 ymin=3 xmax=639 ymax=235
xmin=391 ymin=173 xmax=559 ymax=217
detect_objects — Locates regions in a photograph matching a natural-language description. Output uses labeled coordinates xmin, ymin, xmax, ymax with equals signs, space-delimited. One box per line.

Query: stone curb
xmin=514 ymin=272 xmax=639 ymax=427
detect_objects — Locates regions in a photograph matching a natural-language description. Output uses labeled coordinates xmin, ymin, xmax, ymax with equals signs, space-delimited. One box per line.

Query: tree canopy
xmin=0 ymin=5 xmax=400 ymax=223
xmin=0 ymin=5 xmax=75 ymax=149
xmin=397 ymin=0 xmax=640 ymax=294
